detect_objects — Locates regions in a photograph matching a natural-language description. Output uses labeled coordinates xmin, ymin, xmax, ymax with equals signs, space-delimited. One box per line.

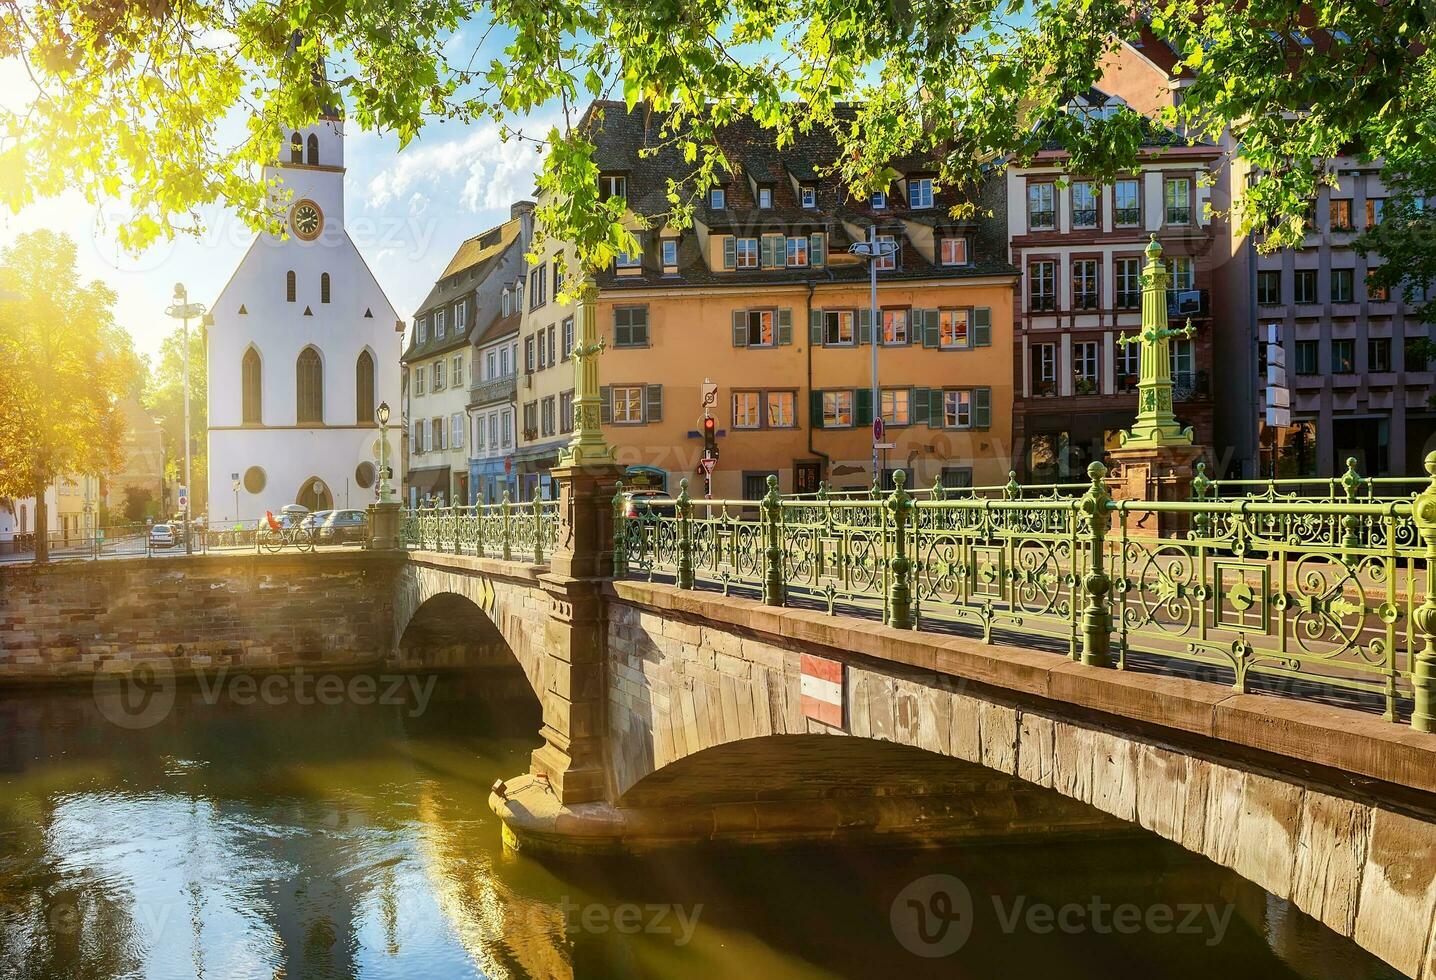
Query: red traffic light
xmin=702 ymin=415 xmax=716 ymax=433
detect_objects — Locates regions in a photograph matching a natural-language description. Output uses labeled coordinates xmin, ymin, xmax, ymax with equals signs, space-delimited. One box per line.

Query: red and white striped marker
xmin=800 ymin=653 xmax=845 ymax=727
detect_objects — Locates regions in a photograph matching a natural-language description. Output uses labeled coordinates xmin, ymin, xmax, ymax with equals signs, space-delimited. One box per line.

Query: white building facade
xmin=207 ymin=115 xmax=402 ymax=521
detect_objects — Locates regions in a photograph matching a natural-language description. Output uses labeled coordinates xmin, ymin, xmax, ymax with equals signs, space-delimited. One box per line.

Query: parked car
xmin=318 ymin=509 xmax=368 ymax=545
xmin=149 ymin=524 xmax=176 ymax=549
xmin=301 ymin=509 xmax=334 ymax=532
xmin=622 ymin=489 xmax=675 ymax=518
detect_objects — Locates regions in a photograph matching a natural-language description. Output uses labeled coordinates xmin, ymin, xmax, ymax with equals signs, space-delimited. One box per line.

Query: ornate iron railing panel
xmin=399 ymin=496 xmax=559 ymax=563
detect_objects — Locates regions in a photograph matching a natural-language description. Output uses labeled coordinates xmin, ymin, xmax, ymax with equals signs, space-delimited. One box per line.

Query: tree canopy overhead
xmin=1 ymin=0 xmax=1432 ymax=277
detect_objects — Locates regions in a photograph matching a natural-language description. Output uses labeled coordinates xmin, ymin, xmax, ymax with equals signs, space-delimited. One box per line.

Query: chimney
xmin=511 ymin=199 xmax=536 ymax=245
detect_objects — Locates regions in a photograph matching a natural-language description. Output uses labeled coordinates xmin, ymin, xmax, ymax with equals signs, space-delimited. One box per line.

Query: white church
xmin=207 ymin=113 xmax=402 ymax=523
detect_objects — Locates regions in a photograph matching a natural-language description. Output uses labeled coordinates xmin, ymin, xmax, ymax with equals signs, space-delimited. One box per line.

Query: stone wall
xmin=0 ymin=553 xmax=402 ymax=681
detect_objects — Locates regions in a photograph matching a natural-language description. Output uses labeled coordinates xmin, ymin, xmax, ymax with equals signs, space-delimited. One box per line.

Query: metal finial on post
xmin=1004 ymin=470 xmax=1022 ymax=500
xmin=675 ymin=478 xmax=694 ymax=589
xmin=1080 ymin=461 xmax=1114 ymax=667
xmin=1340 ymin=456 xmax=1365 ymax=561
xmin=761 ymin=475 xmax=785 ymax=605
xmin=1412 ymin=452 xmax=1436 ymax=732
xmin=1189 ymin=460 xmax=1213 ymax=537
xmin=886 ymin=469 xmax=914 ymax=630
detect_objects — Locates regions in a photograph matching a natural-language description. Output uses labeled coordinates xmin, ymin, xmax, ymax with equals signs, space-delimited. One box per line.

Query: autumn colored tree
xmin=0 ymin=231 xmax=139 ymax=560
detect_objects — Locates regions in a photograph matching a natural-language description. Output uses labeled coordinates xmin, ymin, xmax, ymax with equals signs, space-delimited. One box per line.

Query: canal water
xmin=0 ymin=675 xmax=1402 ymax=980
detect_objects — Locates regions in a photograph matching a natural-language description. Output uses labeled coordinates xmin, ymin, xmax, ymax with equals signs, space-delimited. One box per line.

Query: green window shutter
xmin=723 ymin=236 xmax=736 ymax=270
xmin=974 ymin=307 xmax=992 ymax=347
xmin=646 ymin=384 xmax=663 ymax=423
xmin=922 ymin=310 xmax=940 ymax=348
xmin=760 ymin=236 xmax=776 ymax=268
xmin=929 ymin=389 xmax=944 ymax=426
xmin=732 ymin=310 xmax=748 ymax=347
xmin=912 ymin=386 xmax=930 ymax=424
xmin=855 ymin=388 xmax=873 ymax=426
xmin=600 ymin=386 xmax=612 ymax=424
xmin=810 ymin=233 xmax=825 ymax=268
xmin=810 ymin=308 xmax=824 ymax=344
xmin=777 ymin=308 xmax=793 ymax=345
xmin=810 ymin=389 xmax=824 ymax=428
xmin=858 ymin=308 xmax=872 ymax=344
xmin=974 ymin=387 xmax=991 ymax=429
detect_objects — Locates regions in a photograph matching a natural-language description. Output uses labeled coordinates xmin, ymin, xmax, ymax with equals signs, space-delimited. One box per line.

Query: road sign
xmin=699 ymin=457 xmax=717 ymax=477
xmin=701 ymin=378 xmax=718 ymax=409
xmin=178 ymin=492 xmax=189 ymax=511
xmin=873 ymin=417 xmax=885 ymax=442
xmin=874 ymin=442 xmax=896 ymax=450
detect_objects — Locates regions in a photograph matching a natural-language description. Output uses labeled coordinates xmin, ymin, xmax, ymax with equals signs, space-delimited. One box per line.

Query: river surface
xmin=0 ymin=675 xmax=1403 ymax=979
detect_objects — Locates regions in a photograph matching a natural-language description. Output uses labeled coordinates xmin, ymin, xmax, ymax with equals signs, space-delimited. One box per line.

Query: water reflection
xmin=0 ymin=678 xmax=1404 ymax=979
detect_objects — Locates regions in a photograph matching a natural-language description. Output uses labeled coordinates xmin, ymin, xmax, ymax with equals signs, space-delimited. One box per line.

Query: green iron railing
xmin=615 ymin=461 xmax=1436 ymax=730
xmin=400 ymin=492 xmax=559 ymax=562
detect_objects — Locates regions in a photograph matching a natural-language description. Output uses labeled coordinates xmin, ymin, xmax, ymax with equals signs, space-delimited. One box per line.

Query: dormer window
xmin=871 ymin=190 xmax=887 ymax=210
xmin=616 ymin=234 xmax=643 ymax=271
xmin=417 ymin=317 xmax=428 ymax=343
xmin=757 ymin=186 xmax=773 ymax=209
xmin=908 ymin=178 xmax=934 ymax=209
xmin=661 ymin=238 xmax=679 ymax=268
xmin=800 ymin=185 xmax=816 ymax=209
xmin=599 ymin=174 xmax=627 ymax=200
xmin=502 ymin=288 xmax=512 ymax=317
xmin=710 ymin=188 xmax=726 ymax=209
xmin=940 ymin=237 xmax=969 ymax=266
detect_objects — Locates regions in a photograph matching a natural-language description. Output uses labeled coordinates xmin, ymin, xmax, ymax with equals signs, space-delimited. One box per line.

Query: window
xmin=289 ymin=132 xmax=302 ymax=164
xmin=822 ymin=390 xmax=854 ymax=428
xmin=560 ymin=390 xmax=575 ymax=433
xmin=1072 ymin=259 xmax=1100 ymax=309
xmin=740 ymin=309 xmax=776 ymax=346
xmin=242 ymin=348 xmax=262 ymax=424
xmin=735 ymin=237 xmax=759 ymax=269
xmin=1073 ymin=340 xmax=1099 ymax=394
xmin=1331 ymin=339 xmax=1356 ymax=374
xmin=414 ymin=368 xmax=425 ymax=397
xmin=1114 ymin=179 xmax=1140 ymax=226
xmin=732 ymin=390 xmax=762 ymax=429
xmin=614 ymin=306 xmax=649 ymax=347
xmin=435 ymin=309 xmax=446 ymax=339
xmin=553 ymin=261 xmax=565 ymax=296
xmin=758 ymin=186 xmax=773 ymax=208
xmin=502 ymin=410 xmax=513 ymax=446
xmin=1406 ymin=337 xmax=1430 ymax=372
xmin=416 ymin=316 xmax=427 ymax=343
xmin=710 ymin=187 xmax=726 ymax=209
xmin=1164 ymin=177 xmax=1192 ymax=224
xmin=488 ymin=414 xmax=499 ymax=449
xmin=1369 ymin=337 xmax=1392 ymax=373
xmin=452 ymin=412 xmax=465 ymax=449
xmin=476 ymin=415 xmax=485 ymax=451
xmin=1294 ymin=270 xmax=1318 ymax=304
xmin=881 ymin=388 xmax=911 ymax=426
xmin=412 ymin=420 xmax=423 ymax=453
xmin=537 ymin=328 xmax=548 ymax=369
xmin=454 ymin=301 xmax=466 ymax=332
xmin=600 ymin=174 xmax=627 ymax=199
xmin=1332 ymin=269 xmax=1355 ymax=303
xmin=612 ymin=385 xmax=644 ymax=424
xmin=452 ymin=352 xmax=464 ymax=386
xmin=286 ymin=270 xmax=296 ymax=303
xmin=1071 ymin=181 xmax=1098 ymax=228
xmin=939 ymin=309 xmax=970 ymax=349
xmin=541 ymin=397 xmax=555 ymax=437
xmin=800 ymin=186 xmax=816 ymax=209
xmin=1257 ymin=271 xmax=1282 ymax=305
xmin=431 ymin=417 xmax=445 ymax=451
xmin=502 ymin=289 xmax=512 ymax=317
xmin=306 ymin=134 xmax=318 ymax=166
xmin=1169 ymin=338 xmax=1194 ymax=386
xmin=662 ymin=239 xmax=679 ymax=267
xmin=320 ymin=272 xmax=331 ymax=304
xmin=1295 ymin=340 xmax=1319 ymax=375
xmin=1116 ymin=258 xmax=1142 ymax=309
xmin=823 ymin=310 xmax=855 ymax=346
xmin=943 ymin=389 xmax=972 ymax=428
xmin=1367 ymin=199 xmax=1385 ymax=228
xmin=767 ymin=391 xmax=795 ymax=428
xmin=515 ymin=279 xmax=524 ymax=310
xmin=524 ymin=336 xmax=535 ymax=373
xmin=881 ymin=308 xmax=909 ymax=345
xmin=1116 ymin=341 xmax=1139 ymax=392
xmin=871 ymin=190 xmax=887 ymax=209
xmin=1166 ymin=256 xmax=1194 ymax=293
xmin=616 ymin=238 xmax=642 ymax=270
xmin=908 ymin=178 xmax=934 ymax=209
xmin=940 ymin=237 xmax=969 ymax=266
xmin=546 ymin=325 xmax=556 ymax=368
xmin=296 ymin=347 xmax=323 ymax=424
xmin=1368 ymin=272 xmax=1391 ymax=302
xmin=355 ymin=350 xmax=375 ymax=423
xmin=562 ymin=317 xmax=575 ymax=359
xmin=1029 ymin=261 xmax=1056 ymax=311
xmin=432 ymin=358 xmax=445 ymax=390
xmin=1031 ymin=343 xmax=1057 ymax=396
xmin=529 ymin=266 xmax=546 ymax=308
xmin=1027 ymin=183 xmax=1056 ymax=229
xmin=875 ymin=235 xmax=897 ymax=271
xmin=522 ymin=401 xmax=537 ymax=436
xmin=1329 ymin=199 xmax=1353 ymax=231
xmin=785 ymin=236 xmax=809 ymax=267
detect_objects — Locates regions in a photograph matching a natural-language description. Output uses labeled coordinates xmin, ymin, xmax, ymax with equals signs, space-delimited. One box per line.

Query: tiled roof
xmin=577 ymin=101 xmax=1016 ymax=289
xmin=402 ymin=216 xmax=525 ymax=363
xmin=1034 ymin=88 xmax=1214 ymax=152
xmin=475 ymin=310 xmax=521 ymax=347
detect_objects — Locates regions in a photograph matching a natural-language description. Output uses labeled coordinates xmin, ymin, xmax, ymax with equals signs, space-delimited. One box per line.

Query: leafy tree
xmin=142 ymin=325 xmax=208 ymax=515
xmin=120 ymin=485 xmax=155 ymax=522
xmin=0 ymin=1 xmax=1431 ymax=272
xmin=0 ymin=232 xmax=138 ymax=561
xmin=1358 ymin=187 xmax=1436 ymax=326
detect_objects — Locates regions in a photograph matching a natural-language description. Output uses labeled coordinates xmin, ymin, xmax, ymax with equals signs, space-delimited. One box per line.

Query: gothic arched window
xmin=242 ymin=347 xmax=262 ymax=424
xmin=355 ymin=350 xmax=375 ymax=423
xmin=320 ymin=272 xmax=331 ymax=304
xmin=296 ymin=347 xmax=324 ymax=424
xmin=290 ymin=132 xmax=302 ymax=164
xmin=286 ymin=270 xmax=296 ymax=302
xmin=307 ymin=133 xmax=319 ymax=166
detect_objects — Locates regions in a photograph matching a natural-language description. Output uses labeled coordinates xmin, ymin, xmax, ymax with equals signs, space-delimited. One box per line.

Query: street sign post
xmin=699 ymin=455 xmax=717 ymax=497
xmin=873 ymin=417 xmax=885 ymax=443
xmin=701 ymin=378 xmax=718 ymax=411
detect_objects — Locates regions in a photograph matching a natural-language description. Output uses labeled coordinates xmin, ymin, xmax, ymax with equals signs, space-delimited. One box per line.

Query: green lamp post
xmin=1114 ymin=237 xmax=1197 ymax=450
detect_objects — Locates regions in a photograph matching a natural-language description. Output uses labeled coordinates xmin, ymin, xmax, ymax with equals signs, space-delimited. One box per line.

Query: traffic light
xmin=701 ymin=414 xmax=717 ymax=459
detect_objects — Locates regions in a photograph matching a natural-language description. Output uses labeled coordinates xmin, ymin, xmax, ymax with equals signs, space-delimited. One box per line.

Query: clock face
xmin=291 ymin=200 xmax=323 ymax=241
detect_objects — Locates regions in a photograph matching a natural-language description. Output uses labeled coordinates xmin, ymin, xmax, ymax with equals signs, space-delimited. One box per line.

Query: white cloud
xmin=365 ymin=117 xmax=552 ymax=215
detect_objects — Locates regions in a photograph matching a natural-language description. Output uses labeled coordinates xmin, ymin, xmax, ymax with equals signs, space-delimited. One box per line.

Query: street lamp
xmin=375 ymin=401 xmax=396 ymax=504
xmin=849 ymin=227 xmax=900 ymax=489
xmin=165 ymin=283 xmax=206 ymax=554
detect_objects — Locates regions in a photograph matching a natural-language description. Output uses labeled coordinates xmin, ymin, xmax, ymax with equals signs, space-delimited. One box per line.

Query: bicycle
xmin=257 ymin=513 xmax=315 ymax=553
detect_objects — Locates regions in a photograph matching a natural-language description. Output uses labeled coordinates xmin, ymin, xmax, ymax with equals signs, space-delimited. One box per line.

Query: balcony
xmin=1172 ymin=370 xmax=1209 ymax=402
xmin=1166 ymin=288 xmax=1209 ymax=318
xmin=471 ymin=373 xmax=518 ymax=406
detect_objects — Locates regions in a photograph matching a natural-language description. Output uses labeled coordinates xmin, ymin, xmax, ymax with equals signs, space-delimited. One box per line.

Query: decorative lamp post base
xmin=1104 ymin=443 xmax=1207 ymax=537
